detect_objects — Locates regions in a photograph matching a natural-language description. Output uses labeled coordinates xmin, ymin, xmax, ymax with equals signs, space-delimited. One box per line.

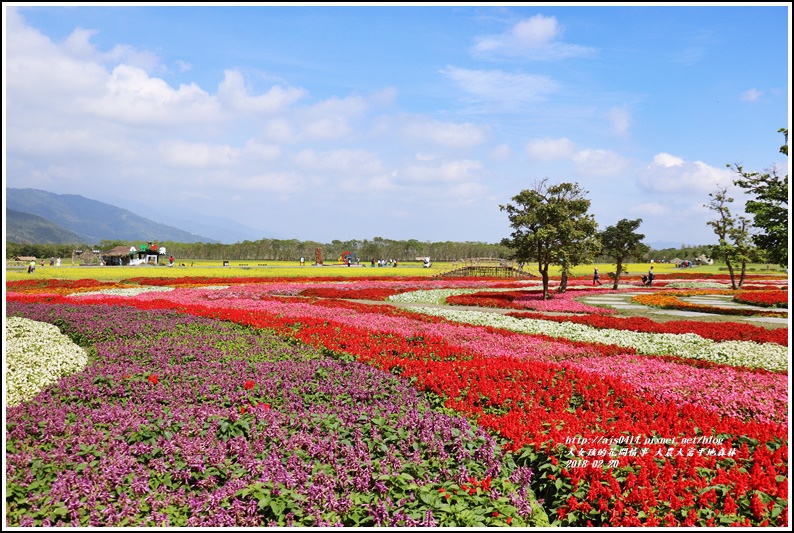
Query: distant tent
xmin=671 ymin=258 xmax=683 ymax=265
xmin=14 ymin=256 xmax=37 ymax=262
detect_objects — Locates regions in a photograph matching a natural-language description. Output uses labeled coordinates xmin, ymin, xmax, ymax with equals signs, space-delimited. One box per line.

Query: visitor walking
xmin=648 ymin=266 xmax=655 ymax=286
xmin=593 ymin=267 xmax=602 ymax=286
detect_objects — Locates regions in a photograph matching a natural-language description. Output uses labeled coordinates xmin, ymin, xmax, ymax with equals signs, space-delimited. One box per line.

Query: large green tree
xmin=500 ymin=179 xmax=600 ymax=299
xmin=705 ymin=186 xmax=753 ymax=289
xmin=728 ymin=128 xmax=789 ymax=267
xmin=599 ymin=219 xmax=651 ymax=290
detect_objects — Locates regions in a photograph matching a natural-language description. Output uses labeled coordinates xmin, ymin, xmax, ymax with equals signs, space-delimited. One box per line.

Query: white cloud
xmin=9 ymin=127 xmax=133 ymax=159
xmin=401 ymin=117 xmax=487 ymax=148
xmin=259 ymin=94 xmax=374 ymax=142
xmin=339 ymin=173 xmax=399 ymax=193
xmin=370 ymin=87 xmax=397 ymax=106
xmin=572 ymin=149 xmax=627 ymax=176
xmin=740 ymin=88 xmax=763 ymax=102
xmin=294 ymin=149 xmax=384 ymax=174
xmin=652 ymin=153 xmax=685 ymax=167
xmin=629 ymin=202 xmax=671 ymax=216
xmin=513 ymin=15 xmax=560 ymax=46
xmin=525 ymin=137 xmax=575 ymax=160
xmin=89 ymin=64 xmax=221 ymax=125
xmin=639 ymin=154 xmax=734 ymax=193
xmin=302 ymin=117 xmax=355 ymax=139
xmin=471 ymin=14 xmax=596 ymax=60
xmin=262 ymin=119 xmax=298 ymax=143
xmin=441 ymin=66 xmax=559 ymax=107
xmin=103 ymin=43 xmax=160 ymax=72
xmin=159 ymin=141 xmax=240 ymax=168
xmin=293 ymin=96 xmax=371 ymax=140
xmin=243 ymin=140 xmax=282 ymax=160
xmin=525 ymin=138 xmax=625 ymax=175
xmin=158 ymin=139 xmax=281 ymax=168
xmin=237 ymin=171 xmax=309 ymax=193
xmin=608 ymin=107 xmax=631 ymax=136
xmin=6 ymin=13 xmax=227 ymax=128
xmin=490 ymin=144 xmax=512 ymax=160
xmin=6 ymin=14 xmax=108 ymax=103
xmin=62 ymin=26 xmax=158 ymax=71
xmin=217 ymin=69 xmax=307 ymax=113
xmin=403 ymin=160 xmax=484 ymax=183
xmin=367 ymin=174 xmax=399 ymax=191
xmin=305 ymin=95 xmax=369 ymax=116
xmin=445 ymin=182 xmax=489 ymax=203
xmin=62 ymin=27 xmax=99 ymax=58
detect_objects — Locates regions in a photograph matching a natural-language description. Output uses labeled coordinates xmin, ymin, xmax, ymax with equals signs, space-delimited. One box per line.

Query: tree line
xmin=6 ymin=238 xmax=726 ymax=266
xmin=500 ymin=128 xmax=787 ymax=296
xmin=6 ymin=238 xmax=512 ymax=264
xmin=7 ymin=237 xmax=730 ymax=268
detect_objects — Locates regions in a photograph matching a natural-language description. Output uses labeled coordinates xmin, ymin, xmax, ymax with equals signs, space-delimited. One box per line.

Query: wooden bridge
xmin=433 ymin=258 xmax=536 ymax=279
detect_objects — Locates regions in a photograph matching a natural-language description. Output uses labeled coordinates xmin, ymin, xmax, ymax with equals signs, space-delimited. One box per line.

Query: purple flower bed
xmin=6 ymin=302 xmax=542 ymax=527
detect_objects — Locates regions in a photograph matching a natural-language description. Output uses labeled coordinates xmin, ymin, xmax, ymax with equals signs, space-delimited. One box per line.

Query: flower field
xmin=4 ymin=273 xmax=790 ymax=527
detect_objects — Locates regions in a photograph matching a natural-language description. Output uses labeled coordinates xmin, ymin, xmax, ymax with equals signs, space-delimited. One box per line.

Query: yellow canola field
xmin=5 ymin=260 xmax=718 ymax=283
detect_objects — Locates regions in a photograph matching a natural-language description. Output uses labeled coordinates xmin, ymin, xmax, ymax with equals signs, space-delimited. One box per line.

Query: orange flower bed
xmin=632 ymin=292 xmax=787 ymax=317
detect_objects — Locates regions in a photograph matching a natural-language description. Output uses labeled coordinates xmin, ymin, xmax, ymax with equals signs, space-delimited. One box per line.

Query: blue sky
xmin=3 ymin=4 xmax=790 ymax=247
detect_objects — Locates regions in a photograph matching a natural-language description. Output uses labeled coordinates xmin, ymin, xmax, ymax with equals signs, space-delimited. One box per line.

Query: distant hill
xmin=151 ymin=209 xmax=279 ymax=244
xmin=6 ymin=209 xmax=90 ymax=244
xmin=6 ymin=188 xmax=219 ymax=244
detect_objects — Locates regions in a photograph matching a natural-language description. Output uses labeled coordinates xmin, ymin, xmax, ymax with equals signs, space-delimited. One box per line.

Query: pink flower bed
xmin=572 ymin=355 xmax=787 ymax=426
xmin=513 ymin=289 xmax=617 ymax=314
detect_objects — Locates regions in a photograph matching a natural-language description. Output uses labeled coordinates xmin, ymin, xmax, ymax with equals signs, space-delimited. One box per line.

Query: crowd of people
xmin=27 ymin=258 xmax=61 ymax=273
xmin=370 ymin=258 xmax=398 ymax=267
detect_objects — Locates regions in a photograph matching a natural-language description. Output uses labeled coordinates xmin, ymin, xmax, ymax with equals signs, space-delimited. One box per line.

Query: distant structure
xmin=338 ymin=251 xmax=358 ymax=265
xmin=434 ymin=258 xmax=535 ymax=279
xmin=315 ymin=247 xmax=323 ymax=266
xmin=101 ymin=242 xmax=167 ymax=266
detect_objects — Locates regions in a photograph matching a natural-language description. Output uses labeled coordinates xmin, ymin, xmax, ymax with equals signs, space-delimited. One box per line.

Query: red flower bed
xmin=298 ymin=287 xmax=405 ymax=300
xmin=5 ymin=278 xmax=114 ymax=293
xmin=734 ymin=290 xmax=789 ymax=309
xmin=506 ymin=312 xmax=788 ymax=346
xmin=446 ymin=291 xmax=530 ymax=309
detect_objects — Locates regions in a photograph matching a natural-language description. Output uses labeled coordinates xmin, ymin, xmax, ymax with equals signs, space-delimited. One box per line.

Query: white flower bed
xmin=5 ymin=317 xmax=88 ymax=406
xmin=407 ymin=307 xmax=788 ymax=372
xmin=387 ymin=288 xmax=482 ymax=305
xmin=70 ymin=286 xmax=175 ymax=297
xmin=387 ymin=288 xmax=523 ymax=305
xmin=663 ymin=281 xmax=730 ymax=289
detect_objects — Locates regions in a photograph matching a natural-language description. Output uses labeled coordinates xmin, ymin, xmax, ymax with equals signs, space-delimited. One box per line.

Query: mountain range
xmin=6 ymin=188 xmax=693 ymax=250
xmin=5 ymin=188 xmax=231 ymax=245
